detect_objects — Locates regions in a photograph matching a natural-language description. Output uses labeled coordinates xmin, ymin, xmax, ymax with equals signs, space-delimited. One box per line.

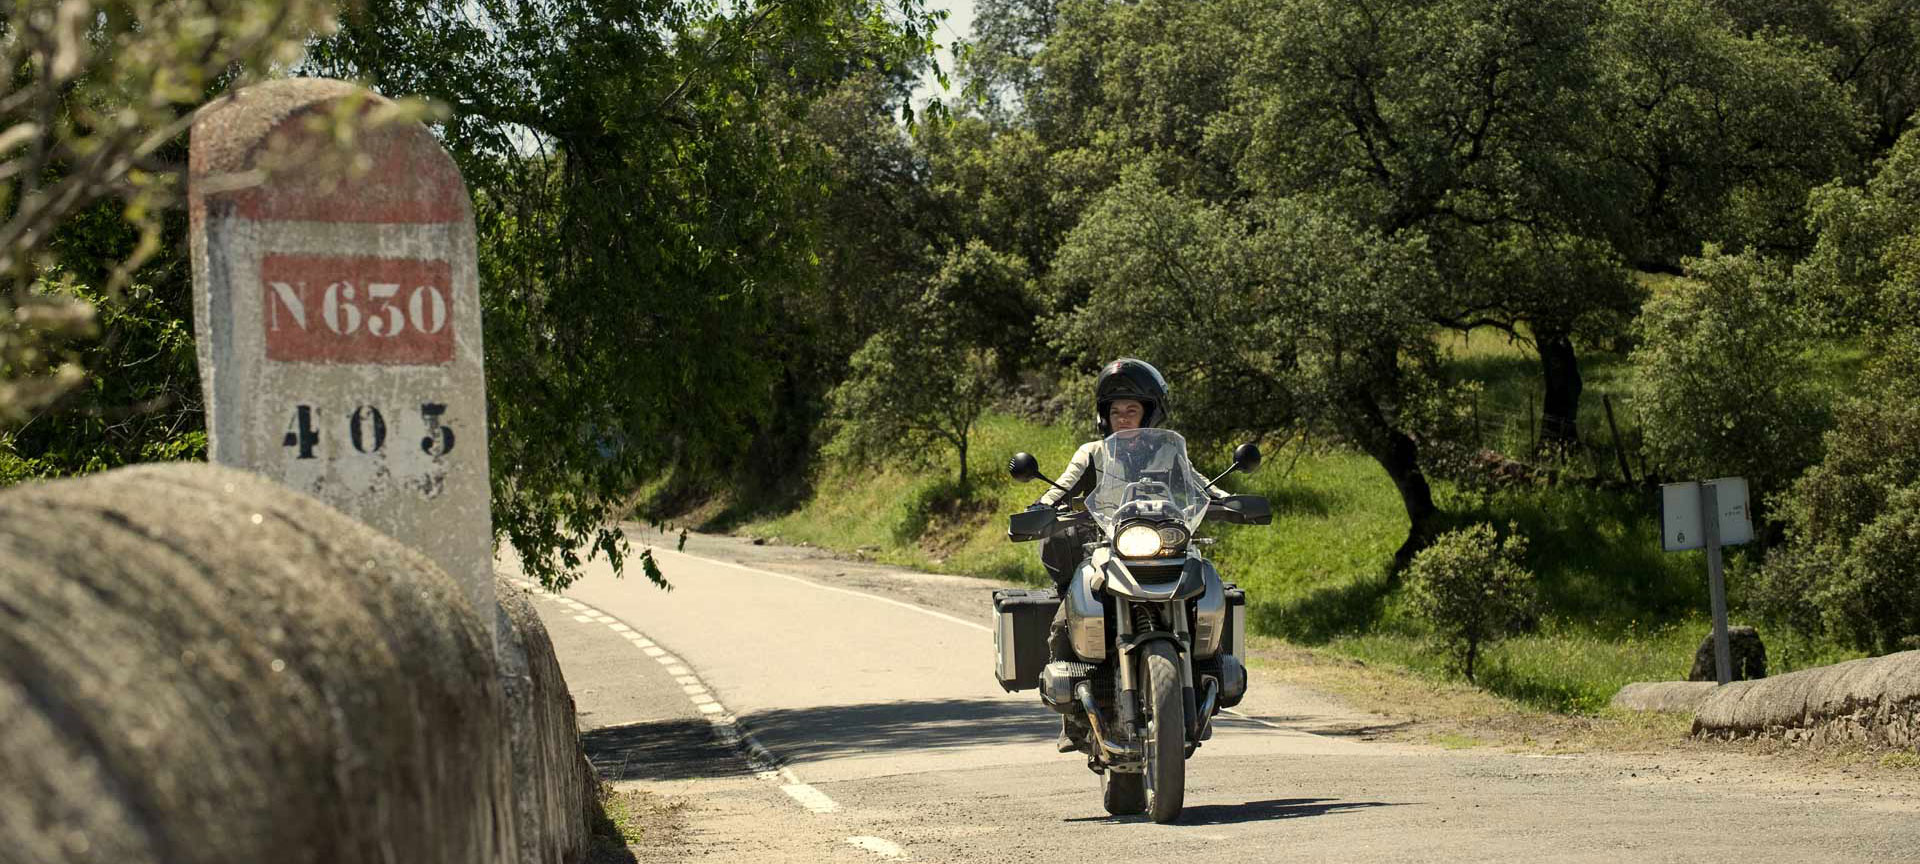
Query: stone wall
xmin=1692 ymin=650 xmax=1920 ymax=750
xmin=0 ymin=463 xmax=521 ymax=863
xmin=498 ymin=577 xmax=600 ymax=863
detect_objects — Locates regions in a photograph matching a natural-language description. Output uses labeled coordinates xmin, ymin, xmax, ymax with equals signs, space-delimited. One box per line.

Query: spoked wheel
xmin=1101 ymin=768 xmax=1145 ymax=816
xmin=1141 ymin=641 xmax=1186 ymax=823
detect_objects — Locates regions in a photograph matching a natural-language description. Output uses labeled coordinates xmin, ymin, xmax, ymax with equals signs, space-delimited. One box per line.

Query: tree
xmin=960 ymin=0 xmax=1061 ymax=123
xmin=825 ymin=244 xmax=1017 ymax=491
xmin=1211 ymin=0 xmax=1857 ymax=445
xmin=1224 ymin=0 xmax=1630 ymax=445
xmin=1 ymin=0 xmax=335 ymax=425
xmin=1799 ymin=126 xmax=1920 ymax=332
xmin=1627 ymin=247 xmax=1827 ymax=505
xmin=1750 ymin=121 xmax=1920 ymax=654
xmin=1592 ymin=0 xmax=1862 ymax=266
xmin=1051 ymin=171 xmax=1452 ymax=570
xmin=1709 ymin=0 xmax=1920 ymax=156
xmin=306 ymin=0 xmax=944 ymax=587
xmin=1406 ymin=522 xmax=1538 ymax=683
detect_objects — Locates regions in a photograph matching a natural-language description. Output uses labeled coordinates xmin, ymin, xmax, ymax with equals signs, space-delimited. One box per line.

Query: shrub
xmin=1406 ymin=522 xmax=1539 ymax=683
xmin=1627 ymin=247 xmax=1826 ymax=507
xmin=1755 ymin=334 xmax=1920 ymax=653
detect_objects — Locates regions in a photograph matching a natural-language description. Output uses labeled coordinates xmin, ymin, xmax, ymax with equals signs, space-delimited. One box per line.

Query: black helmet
xmin=1095 ymin=357 xmax=1170 ymax=435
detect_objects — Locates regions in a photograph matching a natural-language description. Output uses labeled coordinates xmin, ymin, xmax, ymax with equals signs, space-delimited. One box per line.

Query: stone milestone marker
xmin=189 ymin=78 xmax=494 ymax=637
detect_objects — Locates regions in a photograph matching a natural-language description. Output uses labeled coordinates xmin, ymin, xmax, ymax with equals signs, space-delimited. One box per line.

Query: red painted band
xmin=262 ymin=254 xmax=456 ymax=365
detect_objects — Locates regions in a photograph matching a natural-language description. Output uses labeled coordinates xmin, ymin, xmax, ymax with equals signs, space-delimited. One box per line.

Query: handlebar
xmin=1007 ymin=494 xmax=1271 ymax=540
xmin=1006 ymin=506 xmax=1090 ymax=542
xmin=1205 ymin=494 xmax=1272 ymax=525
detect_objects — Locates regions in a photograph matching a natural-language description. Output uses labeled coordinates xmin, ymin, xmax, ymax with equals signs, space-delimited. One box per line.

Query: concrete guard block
xmin=1611 ymin=681 xmax=1719 ymax=714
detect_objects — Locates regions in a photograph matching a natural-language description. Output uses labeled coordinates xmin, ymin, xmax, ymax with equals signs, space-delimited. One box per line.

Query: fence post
xmin=1604 ymin=394 xmax=1634 ymax=485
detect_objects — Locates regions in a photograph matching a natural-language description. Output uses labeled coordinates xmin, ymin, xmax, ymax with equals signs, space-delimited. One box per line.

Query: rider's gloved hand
xmin=1025 ymin=502 xmax=1052 ymax=512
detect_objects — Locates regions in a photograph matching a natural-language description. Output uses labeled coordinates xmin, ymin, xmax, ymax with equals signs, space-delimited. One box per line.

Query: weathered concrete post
xmin=189 ymin=78 xmax=494 ymax=640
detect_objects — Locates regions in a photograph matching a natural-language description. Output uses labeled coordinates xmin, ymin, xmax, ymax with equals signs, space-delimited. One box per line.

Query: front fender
xmin=1100 ymin=554 xmax=1208 ymax=603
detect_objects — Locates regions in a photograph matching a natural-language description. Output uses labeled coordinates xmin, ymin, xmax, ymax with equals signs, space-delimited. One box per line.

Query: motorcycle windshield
xmin=1085 ymin=428 xmax=1210 ymax=534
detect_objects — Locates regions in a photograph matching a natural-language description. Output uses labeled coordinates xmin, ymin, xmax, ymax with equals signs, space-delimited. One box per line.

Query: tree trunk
xmin=1537 ymin=327 xmax=1583 ymax=445
xmin=1364 ymin=423 xmax=1439 ymax=578
xmin=956 ymin=433 xmax=969 ymax=493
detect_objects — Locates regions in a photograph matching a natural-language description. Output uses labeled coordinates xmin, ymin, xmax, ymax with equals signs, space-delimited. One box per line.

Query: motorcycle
xmin=996 ymin=428 xmax=1270 ymax=823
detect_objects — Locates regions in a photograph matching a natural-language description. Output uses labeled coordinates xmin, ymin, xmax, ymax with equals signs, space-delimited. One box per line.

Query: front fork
xmin=1112 ymin=598 xmax=1200 ymax=741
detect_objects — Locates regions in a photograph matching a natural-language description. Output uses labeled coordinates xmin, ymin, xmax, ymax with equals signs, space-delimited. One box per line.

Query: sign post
xmin=190 ymin=79 xmax=495 ymax=645
xmin=1661 ymin=477 xmax=1751 ymax=685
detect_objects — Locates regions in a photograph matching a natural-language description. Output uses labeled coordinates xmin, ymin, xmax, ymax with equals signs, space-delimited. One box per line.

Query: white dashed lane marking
xmin=512 ymin=577 xmax=862 ymax=837
xmin=847 ymin=836 xmax=907 ymax=859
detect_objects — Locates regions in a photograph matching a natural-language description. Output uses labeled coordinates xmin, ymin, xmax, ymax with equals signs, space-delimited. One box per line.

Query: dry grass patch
xmin=1247 ymin=636 xmax=1695 ymax=754
xmin=585 ymin=783 xmax=688 ymax=863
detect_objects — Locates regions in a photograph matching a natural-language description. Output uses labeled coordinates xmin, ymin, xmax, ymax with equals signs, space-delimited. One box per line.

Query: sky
xmin=913 ymin=0 xmax=978 ymax=111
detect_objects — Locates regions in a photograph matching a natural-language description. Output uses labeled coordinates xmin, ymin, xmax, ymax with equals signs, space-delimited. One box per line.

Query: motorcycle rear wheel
xmin=1141 ymin=640 xmax=1186 ymax=823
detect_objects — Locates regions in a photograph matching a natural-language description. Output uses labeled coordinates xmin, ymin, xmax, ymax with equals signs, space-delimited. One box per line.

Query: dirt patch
xmin=584 ymin=785 xmax=687 ymax=863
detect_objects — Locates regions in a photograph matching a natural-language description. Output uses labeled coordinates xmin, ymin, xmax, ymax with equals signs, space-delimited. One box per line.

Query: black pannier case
xmin=993 ymin=588 xmax=1059 ymax=692
xmin=1223 ymin=583 xmax=1247 ymax=657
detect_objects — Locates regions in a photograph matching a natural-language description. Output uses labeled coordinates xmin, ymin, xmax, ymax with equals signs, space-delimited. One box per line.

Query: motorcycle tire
xmin=1141 ymin=640 xmax=1186 ymax=823
xmin=1101 ymin=769 xmax=1145 ymax=816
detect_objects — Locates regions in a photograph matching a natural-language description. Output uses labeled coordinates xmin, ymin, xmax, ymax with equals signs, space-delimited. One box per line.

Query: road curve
xmin=515 ymin=535 xmax=1920 ymax=863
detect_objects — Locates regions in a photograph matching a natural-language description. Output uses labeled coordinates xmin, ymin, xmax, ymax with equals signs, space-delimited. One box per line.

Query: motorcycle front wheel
xmin=1141 ymin=640 xmax=1186 ymax=823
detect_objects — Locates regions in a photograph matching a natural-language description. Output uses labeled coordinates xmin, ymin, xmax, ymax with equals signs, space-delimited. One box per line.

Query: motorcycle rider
xmin=1029 ymin=358 xmax=1223 ymax=751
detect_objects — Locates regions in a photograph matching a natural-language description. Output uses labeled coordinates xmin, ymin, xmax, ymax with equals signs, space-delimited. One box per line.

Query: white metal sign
xmin=1661 ymin=477 xmax=1752 ymax=551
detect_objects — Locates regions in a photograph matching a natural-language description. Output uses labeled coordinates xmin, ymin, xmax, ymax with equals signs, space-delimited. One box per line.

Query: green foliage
xmin=2 ymin=201 xmax=207 ymax=481
xmin=307 ymin=0 xmax=944 ymax=588
xmin=959 ymin=0 xmax=1059 ymax=122
xmin=1756 ymin=334 xmax=1920 ymax=652
xmin=1049 ymin=169 xmax=1450 ymax=564
xmin=826 ymin=245 xmax=1017 ymax=491
xmin=1710 ymin=0 xmax=1920 ymax=154
xmin=1405 ymin=522 xmax=1540 ymax=683
xmin=1595 ymin=0 xmax=1863 ymax=264
xmin=1800 ymin=126 xmax=1920 ymax=332
xmin=1627 ymin=247 xmax=1827 ymax=502
xmin=1 ymin=0 xmax=335 ymax=424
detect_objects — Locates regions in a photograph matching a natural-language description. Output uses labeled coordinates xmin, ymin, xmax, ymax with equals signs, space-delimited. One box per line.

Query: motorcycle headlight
xmin=1116 ymin=524 xmax=1163 ymax=557
xmin=1116 ymin=522 xmax=1189 ymax=558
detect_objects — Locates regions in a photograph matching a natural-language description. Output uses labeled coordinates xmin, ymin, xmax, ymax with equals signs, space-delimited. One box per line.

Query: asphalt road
xmin=508 ymin=532 xmax=1920 ymax=863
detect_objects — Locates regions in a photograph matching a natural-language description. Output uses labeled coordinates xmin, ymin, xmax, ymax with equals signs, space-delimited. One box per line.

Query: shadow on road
xmin=583 ymin=698 xmax=1366 ymax=784
xmin=736 ymin=697 xmax=1059 ymax=761
xmin=1065 ymin=797 xmax=1403 ymax=826
xmin=581 ymin=698 xmax=1054 ymax=781
xmin=1218 ymin=713 xmax=1414 ymax=738
xmin=583 ymin=718 xmax=757 ymax=782
xmin=1177 ymin=797 xmax=1403 ymax=825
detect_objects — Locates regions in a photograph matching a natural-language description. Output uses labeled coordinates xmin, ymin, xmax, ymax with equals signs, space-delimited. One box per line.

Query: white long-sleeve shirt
xmin=1035 ymin=440 xmax=1227 ymax=506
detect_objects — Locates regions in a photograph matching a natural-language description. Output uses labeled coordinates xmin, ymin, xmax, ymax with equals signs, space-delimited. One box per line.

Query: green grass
xmin=1437 ymin=326 xmax=1643 ymax=476
xmin=741 ymin=412 xmax=1085 ymax=583
xmin=739 ymin=407 xmax=1750 ymax=714
xmin=1329 ymin=623 xmax=1704 ymax=714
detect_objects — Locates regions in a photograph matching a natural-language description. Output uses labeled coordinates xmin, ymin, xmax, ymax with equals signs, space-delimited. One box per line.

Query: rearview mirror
xmin=1008 ymin=452 xmax=1042 ymax=482
xmin=1232 ymin=442 xmax=1262 ymax=474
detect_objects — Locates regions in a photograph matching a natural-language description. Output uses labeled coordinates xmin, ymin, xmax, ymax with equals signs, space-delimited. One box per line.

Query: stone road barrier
xmin=1692 ymin=650 xmax=1920 ymax=749
xmin=0 ymin=464 xmax=515 ymax=863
